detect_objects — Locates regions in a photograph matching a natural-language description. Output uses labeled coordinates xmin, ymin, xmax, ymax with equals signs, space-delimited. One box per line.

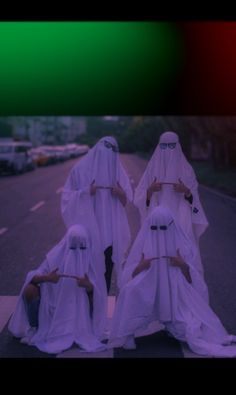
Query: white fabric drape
xmin=9 ymin=225 xmax=107 ymax=354
xmin=134 ymin=131 xmax=208 ymax=277
xmin=108 ymin=207 xmax=236 ymax=357
xmin=61 ymin=136 xmax=133 ymax=288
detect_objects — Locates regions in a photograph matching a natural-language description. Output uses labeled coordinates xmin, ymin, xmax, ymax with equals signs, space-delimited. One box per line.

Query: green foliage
xmin=116 ymin=117 xmax=163 ymax=154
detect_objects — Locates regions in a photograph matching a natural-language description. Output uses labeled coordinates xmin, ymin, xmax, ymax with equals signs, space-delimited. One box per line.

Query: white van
xmin=0 ymin=142 xmax=35 ymax=174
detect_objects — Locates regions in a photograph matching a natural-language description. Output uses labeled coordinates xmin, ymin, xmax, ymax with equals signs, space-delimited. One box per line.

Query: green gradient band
xmin=0 ymin=22 xmax=183 ymax=115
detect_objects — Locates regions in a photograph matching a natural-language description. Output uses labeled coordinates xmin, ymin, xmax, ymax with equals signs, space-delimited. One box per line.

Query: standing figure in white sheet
xmin=61 ymin=136 xmax=133 ymax=292
xmin=134 ymin=131 xmax=208 ymax=294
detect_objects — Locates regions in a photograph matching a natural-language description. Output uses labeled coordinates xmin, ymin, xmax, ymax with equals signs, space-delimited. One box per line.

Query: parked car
xmin=0 ymin=142 xmax=35 ymax=174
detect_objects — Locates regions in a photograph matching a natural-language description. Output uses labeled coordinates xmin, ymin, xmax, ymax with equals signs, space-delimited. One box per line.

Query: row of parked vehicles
xmin=0 ymin=142 xmax=89 ymax=175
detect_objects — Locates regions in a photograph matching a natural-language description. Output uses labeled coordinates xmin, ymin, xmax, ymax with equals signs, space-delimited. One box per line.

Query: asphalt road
xmin=0 ymin=153 xmax=236 ymax=357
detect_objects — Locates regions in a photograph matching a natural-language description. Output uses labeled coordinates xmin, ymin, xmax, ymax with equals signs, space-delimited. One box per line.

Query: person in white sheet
xmin=8 ymin=225 xmax=107 ymax=354
xmin=108 ymin=206 xmax=236 ymax=357
xmin=61 ymin=136 xmax=133 ymax=292
xmin=134 ymin=131 xmax=208 ymax=285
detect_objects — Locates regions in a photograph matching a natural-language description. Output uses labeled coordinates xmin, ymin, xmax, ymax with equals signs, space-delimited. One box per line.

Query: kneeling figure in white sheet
xmin=8 ymin=225 xmax=107 ymax=354
xmin=108 ymin=206 xmax=236 ymax=357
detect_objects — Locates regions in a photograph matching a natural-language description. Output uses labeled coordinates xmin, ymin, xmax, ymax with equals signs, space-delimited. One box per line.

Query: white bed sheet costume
xmin=8 ymin=225 xmax=107 ymax=354
xmin=108 ymin=206 xmax=236 ymax=357
xmin=134 ymin=131 xmax=208 ymax=291
xmin=61 ymin=136 xmax=133 ymax=288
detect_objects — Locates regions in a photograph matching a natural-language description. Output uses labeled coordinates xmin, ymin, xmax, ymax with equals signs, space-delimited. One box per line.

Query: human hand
xmin=77 ymin=273 xmax=93 ymax=292
xmin=170 ymin=249 xmax=192 ymax=283
xmin=132 ymin=253 xmax=153 ymax=278
xmin=139 ymin=252 xmax=153 ymax=271
xmin=169 ymin=249 xmax=186 ymax=269
xmin=148 ymin=177 xmax=162 ymax=194
xmin=47 ymin=268 xmax=61 ymax=283
xmin=111 ymin=182 xmax=124 ymax=197
xmin=111 ymin=182 xmax=127 ymax=206
xmin=173 ymin=178 xmax=190 ymax=195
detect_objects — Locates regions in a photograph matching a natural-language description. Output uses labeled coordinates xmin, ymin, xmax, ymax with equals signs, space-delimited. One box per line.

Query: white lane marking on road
xmin=30 ymin=201 xmax=45 ymax=212
xmin=0 ymin=296 xmax=19 ymax=333
xmin=0 ymin=227 xmax=8 ymax=235
xmin=56 ymin=187 xmax=63 ymax=194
